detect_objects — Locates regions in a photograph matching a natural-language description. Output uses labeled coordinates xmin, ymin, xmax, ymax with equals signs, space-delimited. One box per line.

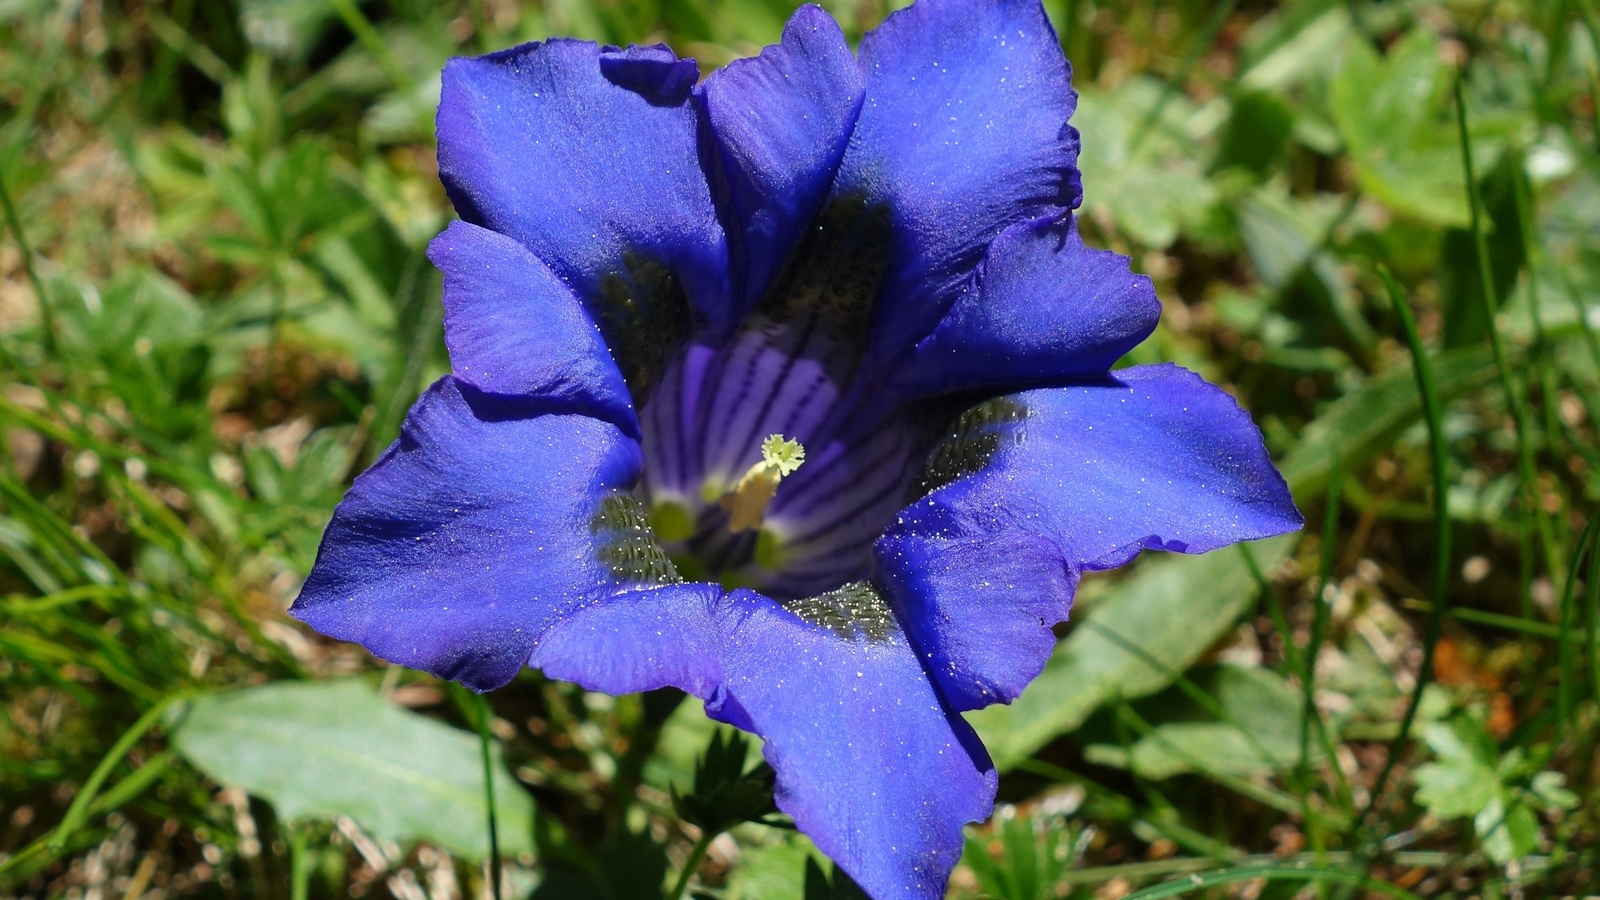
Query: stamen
xmin=720 ymin=434 xmax=806 ymax=533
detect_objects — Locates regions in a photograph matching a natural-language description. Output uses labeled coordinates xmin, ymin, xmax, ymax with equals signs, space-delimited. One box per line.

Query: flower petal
xmin=431 ymin=221 xmax=636 ymax=435
xmin=290 ymin=377 xmax=680 ymax=692
xmin=889 ymin=216 xmax=1159 ymax=398
xmin=696 ymin=4 xmax=865 ymax=317
xmin=706 ymin=587 xmax=997 ymax=900
xmin=597 ymin=43 xmax=700 ymax=104
xmin=526 ymin=581 xmax=1000 ymax=897
xmin=878 ymin=365 xmax=1302 ymax=710
xmin=437 ymin=38 xmax=730 ymax=336
xmin=876 ymin=520 xmax=1078 ymax=712
xmin=530 ymin=583 xmax=724 ymax=699
xmin=836 ymin=0 xmax=1081 ymax=362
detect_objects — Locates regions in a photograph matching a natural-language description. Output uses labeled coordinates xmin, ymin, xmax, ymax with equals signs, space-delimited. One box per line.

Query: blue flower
xmin=290 ymin=1 xmax=1302 ymax=896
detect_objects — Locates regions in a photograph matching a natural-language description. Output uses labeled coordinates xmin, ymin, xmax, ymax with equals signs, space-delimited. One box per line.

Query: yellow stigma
xmin=720 ymin=434 xmax=806 ymax=533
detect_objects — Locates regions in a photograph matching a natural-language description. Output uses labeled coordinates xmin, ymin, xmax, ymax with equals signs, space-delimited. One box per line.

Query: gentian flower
xmin=290 ymin=0 xmax=1302 ymax=896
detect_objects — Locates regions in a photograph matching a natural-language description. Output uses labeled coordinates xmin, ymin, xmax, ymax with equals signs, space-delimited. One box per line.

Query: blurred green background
xmin=1 ymin=0 xmax=1597 ymax=897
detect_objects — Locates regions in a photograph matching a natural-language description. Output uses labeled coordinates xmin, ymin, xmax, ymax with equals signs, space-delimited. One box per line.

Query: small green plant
xmin=1413 ymin=713 xmax=1578 ymax=866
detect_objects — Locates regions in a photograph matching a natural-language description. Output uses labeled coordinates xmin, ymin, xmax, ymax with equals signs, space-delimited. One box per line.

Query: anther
xmin=720 ymin=434 xmax=806 ymax=533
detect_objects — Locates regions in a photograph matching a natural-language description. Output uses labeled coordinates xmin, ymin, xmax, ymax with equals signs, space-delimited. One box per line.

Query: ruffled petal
xmin=696 ymin=4 xmax=865 ymax=316
xmin=878 ymin=365 xmax=1302 ymax=710
xmin=836 ymin=0 xmax=1081 ymax=362
xmin=437 ymin=38 xmax=731 ymax=335
xmin=888 ymin=216 xmax=1159 ymax=398
xmin=597 ymin=43 xmax=700 ymax=104
xmin=876 ymin=520 xmax=1078 ymax=711
xmin=992 ymin=365 xmax=1304 ymax=567
xmin=290 ymin=377 xmax=680 ymax=691
xmin=431 ymin=221 xmax=636 ymax=435
xmin=706 ymin=587 xmax=997 ymax=900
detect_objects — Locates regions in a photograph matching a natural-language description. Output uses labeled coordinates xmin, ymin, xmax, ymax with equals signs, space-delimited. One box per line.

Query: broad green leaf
xmin=971 ymin=534 xmax=1296 ymax=769
xmin=1277 ymin=346 xmax=1496 ymax=499
xmin=1328 ymin=29 xmax=1460 ymax=225
xmin=1327 ymin=28 xmax=1505 ymax=227
xmin=173 ymin=679 xmax=534 ymax=860
xmin=1084 ymin=666 xmax=1309 ymax=779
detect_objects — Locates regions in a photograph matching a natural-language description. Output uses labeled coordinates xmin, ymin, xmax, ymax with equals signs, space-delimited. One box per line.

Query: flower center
xmin=626 ymin=196 xmax=906 ymax=599
xmin=582 ymin=197 xmax=1026 ymax=604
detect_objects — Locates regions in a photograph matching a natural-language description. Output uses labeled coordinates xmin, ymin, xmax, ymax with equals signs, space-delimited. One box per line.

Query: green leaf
xmin=1475 ymin=795 xmax=1539 ymax=865
xmin=643 ymin=698 xmax=761 ymax=793
xmin=971 ymin=534 xmax=1296 ymax=769
xmin=801 ymin=858 xmax=871 ymax=900
xmin=672 ymin=729 xmax=776 ymax=834
xmin=1234 ymin=190 xmax=1375 ymax=349
xmin=1073 ymin=78 xmax=1219 ymax=248
xmin=1237 ymin=0 xmax=1349 ymax=92
xmin=1213 ymin=91 xmax=1295 ymax=178
xmin=1438 ymin=153 xmax=1527 ymax=348
xmin=172 ymin=679 xmax=534 ymax=860
xmin=961 ymin=807 xmax=1082 ymax=900
xmin=974 ymin=341 xmax=1499 ymax=769
xmin=1411 ymin=721 xmax=1500 ymax=819
xmin=1327 ymin=29 xmax=1459 ymax=225
xmin=1277 ymin=346 xmax=1497 ymax=499
xmin=1409 ymin=713 xmax=1574 ymax=865
xmin=725 ymin=839 xmax=819 ymax=900
xmin=531 ymin=829 xmax=669 ymax=900
xmin=240 ymin=0 xmax=340 ymax=62
xmin=1327 ymin=28 xmax=1505 ymax=227
xmin=1084 ymin=665 xmax=1309 ymax=779
xmin=1528 ymin=771 xmax=1579 ymax=811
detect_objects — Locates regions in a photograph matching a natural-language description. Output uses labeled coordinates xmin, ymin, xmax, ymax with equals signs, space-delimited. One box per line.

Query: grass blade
xmin=48 ymin=694 xmax=186 ymax=852
xmin=1121 ymin=861 xmax=1426 ymax=900
xmin=1453 ymin=73 xmax=1562 ymax=596
xmin=1357 ymin=269 xmax=1451 ymax=834
xmin=0 ymin=166 xmax=54 ymax=356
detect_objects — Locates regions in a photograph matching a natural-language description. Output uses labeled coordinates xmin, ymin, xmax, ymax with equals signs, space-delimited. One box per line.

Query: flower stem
xmin=289 ymin=828 xmax=310 ymax=900
xmin=666 ymin=829 xmax=716 ymax=900
xmin=477 ymin=692 xmax=503 ymax=900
